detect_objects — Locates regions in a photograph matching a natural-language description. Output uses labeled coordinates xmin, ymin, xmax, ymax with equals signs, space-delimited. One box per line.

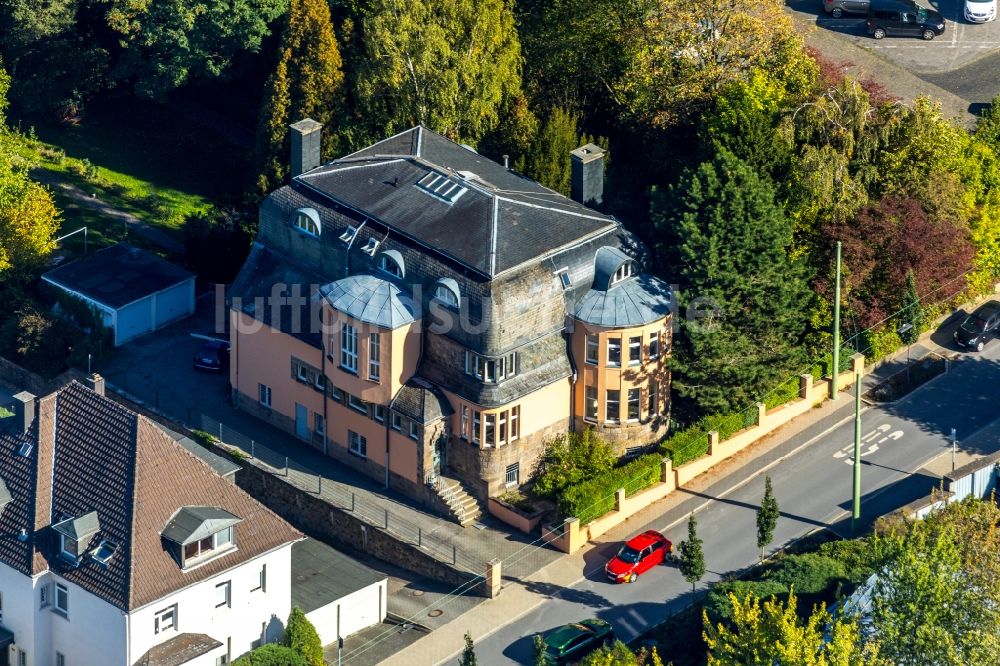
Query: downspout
xmin=566 ymin=322 xmax=579 ymax=434
xmin=321 ymin=307 xmax=329 ymax=456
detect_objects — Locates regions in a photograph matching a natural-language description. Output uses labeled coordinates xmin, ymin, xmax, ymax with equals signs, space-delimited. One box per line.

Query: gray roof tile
xmin=319 ymin=274 xmax=416 ymax=329
xmin=573 ymin=274 xmax=673 ymax=328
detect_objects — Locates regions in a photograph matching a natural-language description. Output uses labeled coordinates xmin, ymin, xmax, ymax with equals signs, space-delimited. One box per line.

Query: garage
xmin=291 ymin=538 xmax=388 ymax=645
xmin=42 ymin=243 xmax=195 ymax=346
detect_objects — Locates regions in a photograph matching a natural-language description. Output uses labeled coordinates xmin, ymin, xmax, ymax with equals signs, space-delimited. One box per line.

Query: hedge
xmin=557 ymin=453 xmax=663 ymax=524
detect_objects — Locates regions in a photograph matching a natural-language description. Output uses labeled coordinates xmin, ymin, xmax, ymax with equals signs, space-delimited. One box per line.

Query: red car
xmin=605 ymin=530 xmax=672 ymax=583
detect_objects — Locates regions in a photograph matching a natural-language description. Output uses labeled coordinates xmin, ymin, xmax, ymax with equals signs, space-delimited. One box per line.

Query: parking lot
xmin=787 ymin=0 xmax=1000 ymax=108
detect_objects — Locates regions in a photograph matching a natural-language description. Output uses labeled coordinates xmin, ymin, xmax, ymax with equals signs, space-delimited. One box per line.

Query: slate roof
xmin=390 ymin=378 xmax=454 ymax=424
xmin=133 ymin=633 xmax=223 ymax=666
xmin=296 ymin=126 xmax=619 ymax=277
xmin=290 ymin=538 xmax=386 ymax=615
xmin=42 ymin=243 xmax=193 ymax=309
xmin=0 ymin=381 xmax=301 ymax=611
xmin=319 ymin=274 xmax=417 ymax=329
xmin=573 ymin=274 xmax=674 ymax=328
xmin=228 ymin=243 xmax=325 ymax=348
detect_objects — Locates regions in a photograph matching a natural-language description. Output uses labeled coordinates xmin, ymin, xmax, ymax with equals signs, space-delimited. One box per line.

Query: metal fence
xmin=194 ymin=415 xmax=486 ymax=575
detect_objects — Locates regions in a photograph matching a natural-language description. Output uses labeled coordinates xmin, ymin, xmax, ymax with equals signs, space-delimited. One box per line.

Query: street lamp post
xmin=852 ymin=371 xmax=862 ymax=533
xmin=898 ymin=322 xmax=913 ymax=382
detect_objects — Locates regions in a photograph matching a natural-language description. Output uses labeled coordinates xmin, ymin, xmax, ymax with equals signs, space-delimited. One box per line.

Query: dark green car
xmin=542 ymin=619 xmax=615 ymax=664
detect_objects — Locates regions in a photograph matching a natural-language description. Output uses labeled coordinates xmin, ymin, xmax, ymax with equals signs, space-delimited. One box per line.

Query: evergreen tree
xmin=756 ymin=475 xmax=779 ymax=563
xmin=521 ymin=107 xmax=579 ymax=196
xmin=355 ymin=0 xmax=522 ymax=143
xmin=253 ymin=0 xmax=345 ymax=194
xmin=678 ymin=513 xmax=706 ymax=603
xmin=899 ymin=269 xmax=922 ymax=345
xmin=532 ymin=634 xmax=548 ymax=666
xmin=657 ymin=148 xmax=813 ymax=415
xmin=460 ymin=631 xmax=478 ymax=666
xmin=283 ymin=607 xmax=324 ymax=666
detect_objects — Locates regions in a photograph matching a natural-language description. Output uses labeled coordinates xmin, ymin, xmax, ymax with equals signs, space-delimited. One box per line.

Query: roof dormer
xmin=53 ymin=511 xmax=101 ymax=566
xmin=162 ymin=506 xmax=241 ymax=570
xmin=593 ymin=246 xmax=637 ymax=291
xmin=293 ymin=208 xmax=321 ymax=237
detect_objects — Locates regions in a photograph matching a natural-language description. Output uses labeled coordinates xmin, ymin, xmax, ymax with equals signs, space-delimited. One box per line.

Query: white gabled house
xmin=0 ymin=379 xmax=302 ymax=666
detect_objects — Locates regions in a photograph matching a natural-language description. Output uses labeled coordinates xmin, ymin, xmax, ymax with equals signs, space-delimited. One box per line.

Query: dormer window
xmin=293 ymin=208 xmax=321 ymax=237
xmin=162 ymin=506 xmax=241 ymax=570
xmin=416 ymin=171 xmax=468 ymax=204
xmin=339 ymin=225 xmax=358 ymax=243
xmin=433 ymin=278 xmax=461 ymax=309
xmin=377 ymin=250 xmax=405 ymax=279
xmin=0 ymin=477 xmax=10 ymax=517
xmin=611 ymin=262 xmax=634 ymax=285
xmin=91 ymin=539 xmax=118 ymax=567
xmin=52 ymin=511 xmax=100 ymax=565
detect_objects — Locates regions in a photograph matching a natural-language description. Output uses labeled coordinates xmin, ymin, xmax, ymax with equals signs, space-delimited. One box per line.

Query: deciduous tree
xmin=0 ymin=143 xmax=61 ymax=279
xmin=355 ymin=0 xmax=522 ymax=143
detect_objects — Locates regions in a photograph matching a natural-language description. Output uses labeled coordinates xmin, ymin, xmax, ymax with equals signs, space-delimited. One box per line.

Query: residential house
xmin=228 ymin=122 xmax=674 ymax=523
xmin=0 ymin=378 xmax=302 ymax=666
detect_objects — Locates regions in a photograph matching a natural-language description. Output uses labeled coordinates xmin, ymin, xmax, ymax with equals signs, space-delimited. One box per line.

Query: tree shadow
xmin=678 ymin=488 xmax=831 ymax=530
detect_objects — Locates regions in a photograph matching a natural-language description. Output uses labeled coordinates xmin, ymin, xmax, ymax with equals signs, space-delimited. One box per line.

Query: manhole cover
xmin=410 ymin=589 xmax=425 ymax=597
xmin=428 ymin=609 xmax=444 ymax=618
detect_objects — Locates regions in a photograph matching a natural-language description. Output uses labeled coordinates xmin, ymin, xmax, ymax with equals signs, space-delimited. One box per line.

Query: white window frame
xmin=258 ymin=383 xmax=271 ymax=407
xmin=649 ymin=332 xmax=660 ymax=359
xmin=505 ymin=463 xmax=520 ymax=487
xmin=182 ymin=527 xmax=235 ymax=568
xmin=586 ymin=334 xmax=599 ymax=365
xmin=606 ymin=389 xmax=620 ymax=424
xmin=215 ymin=581 xmax=231 ymax=609
xmin=627 ymin=388 xmax=641 ymax=422
xmin=510 ymin=406 xmax=520 ymax=441
xmin=409 ymin=421 xmax=419 ymax=441
xmin=484 ymin=413 xmax=496 ymax=447
xmin=253 ymin=564 xmax=267 ymax=593
xmin=374 ymin=405 xmax=386 ymax=423
xmin=648 ymin=381 xmax=659 ymax=417
xmin=391 ymin=413 xmax=402 ymax=431
xmin=585 ymin=386 xmax=598 ymax=421
xmin=314 ymin=413 xmax=325 ymax=436
xmin=629 ymin=336 xmax=642 ymax=366
xmin=607 ymin=337 xmax=622 ymax=368
xmin=348 ymin=394 xmax=367 ymax=414
xmin=54 ymin=581 xmax=68 ymax=616
xmin=339 ymin=225 xmax=357 ymax=243
xmin=611 ymin=262 xmax=633 ymax=285
xmin=349 ymin=430 xmax=367 ymax=457
xmin=434 ymin=283 xmax=459 ymax=308
xmin=293 ymin=210 xmax=320 ymax=237
xmin=460 ymin=405 xmax=469 ymax=440
xmin=378 ymin=253 xmax=403 ymax=278
xmin=472 ymin=411 xmax=481 ymax=445
xmin=340 ymin=323 xmax=358 ymax=373
xmin=555 ymin=267 xmax=572 ymax=289
xmin=40 ymin=583 xmax=50 ymax=609
xmin=498 ymin=410 xmax=508 ymax=445
xmin=59 ymin=533 xmax=79 ymax=562
xmin=296 ymin=364 xmax=309 ymax=383
xmin=154 ymin=604 xmax=177 ymax=634
xmin=368 ymin=333 xmax=380 ymax=381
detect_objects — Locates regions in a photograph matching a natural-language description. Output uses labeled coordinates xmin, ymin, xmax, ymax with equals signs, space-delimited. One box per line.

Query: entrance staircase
xmin=433 ymin=475 xmax=483 ymax=527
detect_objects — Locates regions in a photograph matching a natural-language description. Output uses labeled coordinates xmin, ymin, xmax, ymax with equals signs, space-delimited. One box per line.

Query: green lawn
xmin=15 ymin=95 xmax=251 ymax=255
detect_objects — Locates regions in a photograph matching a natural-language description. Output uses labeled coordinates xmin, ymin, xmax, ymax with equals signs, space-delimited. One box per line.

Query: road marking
xmin=842 ymin=429 xmax=904 ymax=464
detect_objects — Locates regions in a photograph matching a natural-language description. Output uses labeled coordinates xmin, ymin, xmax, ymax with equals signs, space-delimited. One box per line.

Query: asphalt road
xmin=472 ymin=344 xmax=1000 ymax=665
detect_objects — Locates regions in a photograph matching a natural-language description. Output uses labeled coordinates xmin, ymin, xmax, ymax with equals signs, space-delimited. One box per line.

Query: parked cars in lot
xmin=954 ymin=300 xmax=1000 ymax=352
xmin=193 ymin=339 xmax=230 ymax=372
xmin=541 ymin=619 xmax=615 ymax=664
xmin=867 ymin=0 xmax=946 ymax=39
xmin=605 ymin=530 xmax=673 ymax=584
xmin=965 ymin=0 xmax=998 ymax=23
xmin=824 ymin=0 xmax=871 ymax=18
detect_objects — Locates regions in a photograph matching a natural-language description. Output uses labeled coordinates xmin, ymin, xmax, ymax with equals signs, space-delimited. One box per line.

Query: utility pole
xmin=951 ymin=428 xmax=957 ymax=473
xmin=832 ymin=241 xmax=842 ymax=397
xmin=852 ymin=370 xmax=862 ymax=533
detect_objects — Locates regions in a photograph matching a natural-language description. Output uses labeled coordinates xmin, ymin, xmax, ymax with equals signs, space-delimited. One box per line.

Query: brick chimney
xmin=570 ymin=143 xmax=605 ymax=207
xmin=290 ymin=118 xmax=323 ymax=178
xmin=13 ymin=391 xmax=35 ymax=433
xmin=85 ymin=373 xmax=105 ymax=397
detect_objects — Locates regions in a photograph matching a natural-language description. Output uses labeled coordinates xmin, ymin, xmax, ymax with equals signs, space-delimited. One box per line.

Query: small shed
xmin=291 ymin=538 xmax=388 ymax=645
xmin=42 ymin=244 xmax=195 ymax=346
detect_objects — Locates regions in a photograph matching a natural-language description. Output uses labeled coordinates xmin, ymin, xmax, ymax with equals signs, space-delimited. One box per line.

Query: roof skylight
xmin=416 ymin=172 xmax=468 ymax=204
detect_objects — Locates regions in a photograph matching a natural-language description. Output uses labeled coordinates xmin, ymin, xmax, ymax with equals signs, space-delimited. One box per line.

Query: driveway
xmin=788 ymin=0 xmax=1000 ymax=108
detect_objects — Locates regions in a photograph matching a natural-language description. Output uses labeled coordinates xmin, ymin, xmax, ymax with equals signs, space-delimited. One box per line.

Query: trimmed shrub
xmin=557 ymin=453 xmax=662 ymax=524
xmin=704 ymin=579 xmax=789 ymax=625
xmin=763 ymin=553 xmax=848 ymax=595
xmin=233 ymin=644 xmax=307 ymax=666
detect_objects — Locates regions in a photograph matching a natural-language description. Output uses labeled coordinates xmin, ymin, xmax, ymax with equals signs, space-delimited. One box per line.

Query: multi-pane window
xmin=464 ymin=351 xmax=517 ymax=383
xmin=55 ymin=582 xmax=68 ymax=615
xmin=629 ymin=336 xmax=642 ymax=365
xmin=368 ymin=333 xmax=380 ymax=381
xmin=349 ymin=431 xmax=367 ymax=457
xmin=378 ymin=254 xmax=403 ymax=278
xmin=607 ymin=338 xmax=622 ymax=367
xmin=649 ymin=332 xmax=660 ymax=359
xmin=627 ymin=388 xmax=640 ymax=422
xmin=472 ymin=411 xmax=481 ymax=445
xmin=505 ymin=463 xmax=520 ymax=487
xmin=348 ymin=394 xmax=367 ymax=414
xmin=258 ymin=384 xmax=271 ymax=407
xmin=585 ymin=386 xmax=598 ymax=421
xmin=461 ymin=406 xmax=469 ymax=440
xmin=606 ymin=389 xmax=620 ymax=423
xmin=499 ymin=411 xmax=507 ymax=443
xmin=611 ymin=262 xmax=633 ymax=285
xmin=586 ymin=335 xmax=599 ymax=364
xmin=340 ymin=323 xmax=358 ymax=373
xmin=294 ymin=210 xmax=320 ymax=237
xmin=484 ymin=414 xmax=496 ymax=446
xmin=215 ymin=581 xmax=231 ymax=608
xmin=434 ymin=284 xmax=459 ymax=307
xmin=648 ymin=381 xmax=659 ymax=416
xmin=155 ymin=605 xmax=177 ymax=634
xmin=510 ymin=406 xmax=520 ymax=441
xmin=182 ymin=527 xmax=234 ymax=567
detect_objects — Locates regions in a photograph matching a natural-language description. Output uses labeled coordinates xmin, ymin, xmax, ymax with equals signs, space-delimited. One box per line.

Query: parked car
xmin=964 ymin=0 xmax=997 ymax=23
xmin=867 ymin=0 xmax=946 ymax=39
xmin=193 ymin=339 xmax=230 ymax=373
xmin=541 ymin=619 xmax=615 ymax=664
xmin=954 ymin=300 xmax=1000 ymax=352
xmin=824 ymin=0 xmax=871 ymax=18
xmin=605 ymin=530 xmax=673 ymax=584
